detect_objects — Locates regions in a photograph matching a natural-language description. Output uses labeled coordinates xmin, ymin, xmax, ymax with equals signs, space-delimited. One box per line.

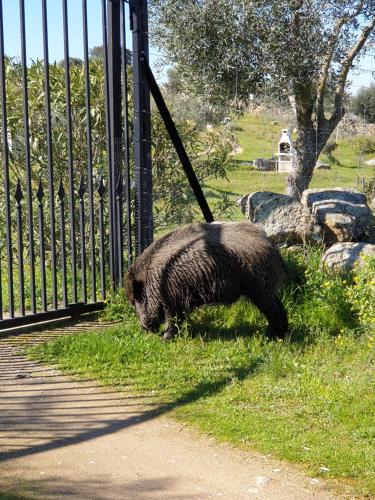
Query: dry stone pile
xmin=238 ymin=188 xmax=375 ymax=271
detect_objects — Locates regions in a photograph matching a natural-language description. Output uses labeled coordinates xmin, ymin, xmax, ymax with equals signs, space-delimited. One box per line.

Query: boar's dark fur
xmin=125 ymin=221 xmax=288 ymax=340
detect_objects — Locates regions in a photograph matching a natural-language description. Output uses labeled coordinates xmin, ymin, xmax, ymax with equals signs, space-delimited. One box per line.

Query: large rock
xmin=238 ymin=188 xmax=374 ymax=246
xmin=301 ymin=188 xmax=373 ymax=243
xmin=301 ymin=188 xmax=367 ymax=207
xmin=322 ymin=242 xmax=375 ymax=271
xmin=239 ymin=192 xmax=322 ymax=245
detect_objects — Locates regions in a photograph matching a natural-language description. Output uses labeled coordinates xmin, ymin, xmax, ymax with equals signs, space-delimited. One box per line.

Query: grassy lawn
xmin=205 ymin=113 xmax=375 ymax=220
xmin=30 ymin=248 xmax=375 ymax=497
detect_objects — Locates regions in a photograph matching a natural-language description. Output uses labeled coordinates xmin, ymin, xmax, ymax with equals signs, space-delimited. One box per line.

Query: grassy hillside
xmin=205 ymin=113 xmax=374 ymax=220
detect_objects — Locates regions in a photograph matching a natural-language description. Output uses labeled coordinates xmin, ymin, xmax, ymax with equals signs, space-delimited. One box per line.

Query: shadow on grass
xmin=205 ymin=187 xmax=242 ymax=199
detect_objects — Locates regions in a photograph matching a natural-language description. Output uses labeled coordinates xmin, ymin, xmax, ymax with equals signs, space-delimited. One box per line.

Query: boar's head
xmin=125 ymin=268 xmax=164 ymax=332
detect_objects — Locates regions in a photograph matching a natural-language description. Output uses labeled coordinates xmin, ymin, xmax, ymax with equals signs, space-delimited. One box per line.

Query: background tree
xmin=89 ymin=45 xmax=132 ymax=65
xmin=352 ymin=83 xmax=375 ymax=123
xmin=150 ymin=0 xmax=375 ymax=197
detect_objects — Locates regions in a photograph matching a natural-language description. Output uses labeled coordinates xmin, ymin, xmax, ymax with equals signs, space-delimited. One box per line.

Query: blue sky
xmin=2 ymin=0 xmax=374 ymax=93
xmin=3 ymin=0 xmax=131 ymax=65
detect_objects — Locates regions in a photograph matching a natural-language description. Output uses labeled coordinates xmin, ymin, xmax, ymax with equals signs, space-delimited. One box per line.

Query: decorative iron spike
xmin=115 ymin=173 xmax=123 ymax=196
xmin=97 ymin=175 xmax=105 ymax=198
xmin=14 ymin=179 xmax=24 ymax=204
xmin=36 ymin=178 xmax=44 ymax=201
xmin=78 ymin=177 xmax=86 ymax=199
xmin=57 ymin=179 xmax=65 ymax=201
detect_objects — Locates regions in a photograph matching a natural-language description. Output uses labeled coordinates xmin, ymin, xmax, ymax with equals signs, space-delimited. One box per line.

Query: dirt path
xmin=0 ymin=319 xmax=338 ymax=499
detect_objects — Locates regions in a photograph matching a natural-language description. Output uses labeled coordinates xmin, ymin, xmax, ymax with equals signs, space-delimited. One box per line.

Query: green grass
xmin=205 ymin=113 xmax=375 ymax=220
xmin=29 ymin=249 xmax=375 ymax=497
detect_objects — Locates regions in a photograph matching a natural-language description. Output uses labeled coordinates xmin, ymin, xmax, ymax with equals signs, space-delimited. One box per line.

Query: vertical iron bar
xmin=15 ymin=180 xmax=25 ymax=316
xmin=132 ymin=0 xmax=153 ymax=255
xmin=121 ymin=0 xmax=132 ymax=267
xmin=37 ymin=180 xmax=47 ymax=312
xmin=78 ymin=178 xmax=87 ymax=303
xmin=62 ymin=0 xmax=77 ymax=303
xmin=115 ymin=175 xmax=123 ymax=286
xmin=108 ymin=0 xmax=122 ymax=287
xmin=58 ymin=181 xmax=68 ymax=308
xmin=0 ymin=0 xmax=14 ymax=317
xmin=19 ymin=0 xmax=36 ymax=314
xmin=41 ymin=0 xmax=58 ymax=309
xmin=0 ymin=246 xmax=2 ymax=320
xmin=82 ymin=0 xmax=96 ymax=302
xmin=98 ymin=177 xmax=106 ymax=300
xmin=101 ymin=0 xmax=114 ymax=287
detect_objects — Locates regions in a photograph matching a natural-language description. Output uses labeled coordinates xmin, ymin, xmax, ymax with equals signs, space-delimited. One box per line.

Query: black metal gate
xmin=0 ymin=0 xmax=151 ymax=329
xmin=0 ymin=0 xmax=215 ymax=331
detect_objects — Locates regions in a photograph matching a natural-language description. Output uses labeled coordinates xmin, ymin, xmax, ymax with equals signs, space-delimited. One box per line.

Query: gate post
xmin=108 ymin=0 xmax=123 ymax=286
xmin=131 ymin=0 xmax=153 ymax=255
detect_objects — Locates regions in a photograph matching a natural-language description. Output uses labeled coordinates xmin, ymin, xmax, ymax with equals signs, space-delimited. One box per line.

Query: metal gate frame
xmin=0 ymin=0 xmax=138 ymax=330
xmin=0 ymin=0 xmax=213 ymax=331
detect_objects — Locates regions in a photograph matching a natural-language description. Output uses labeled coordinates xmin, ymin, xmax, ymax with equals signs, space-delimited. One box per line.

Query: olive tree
xmin=150 ymin=0 xmax=375 ymax=197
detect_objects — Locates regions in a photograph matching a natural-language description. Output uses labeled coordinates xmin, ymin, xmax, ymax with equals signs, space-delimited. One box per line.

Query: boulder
xmin=322 ymin=242 xmax=375 ymax=271
xmin=301 ymin=188 xmax=373 ymax=243
xmin=238 ymin=188 xmax=374 ymax=247
xmin=239 ymin=192 xmax=322 ymax=245
xmin=301 ymin=188 xmax=367 ymax=208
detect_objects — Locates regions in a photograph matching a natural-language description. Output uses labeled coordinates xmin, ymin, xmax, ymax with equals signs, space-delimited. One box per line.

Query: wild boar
xmin=125 ymin=221 xmax=288 ymax=340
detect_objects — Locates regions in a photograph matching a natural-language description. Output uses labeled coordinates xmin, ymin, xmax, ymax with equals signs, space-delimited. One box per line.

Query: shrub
xmin=352 ymin=83 xmax=375 ymax=124
xmin=347 ymin=255 xmax=375 ymax=328
xmin=322 ymin=140 xmax=337 ymax=155
xmin=351 ymin=136 xmax=375 ymax=156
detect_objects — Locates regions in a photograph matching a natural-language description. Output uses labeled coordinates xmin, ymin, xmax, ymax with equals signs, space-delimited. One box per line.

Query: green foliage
xmin=351 ymin=135 xmax=375 ymax=156
xmin=347 ymin=256 xmax=375 ymax=327
xmin=163 ymin=65 xmax=234 ymax=128
xmin=152 ymin=114 xmax=235 ymax=230
xmin=4 ymin=57 xmax=107 ymax=188
xmin=352 ymin=83 xmax=375 ymax=123
xmin=102 ymin=289 xmax=134 ymax=322
xmin=0 ymin=57 xmax=233 ymax=239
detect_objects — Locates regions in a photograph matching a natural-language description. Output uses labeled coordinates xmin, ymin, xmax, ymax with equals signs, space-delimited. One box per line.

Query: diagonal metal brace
xmin=140 ymin=56 xmax=214 ymax=223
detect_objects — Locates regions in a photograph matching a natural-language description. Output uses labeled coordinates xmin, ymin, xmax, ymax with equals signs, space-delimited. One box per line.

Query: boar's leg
xmin=250 ymin=294 xmax=288 ymax=340
xmin=162 ymin=310 xmax=185 ymax=341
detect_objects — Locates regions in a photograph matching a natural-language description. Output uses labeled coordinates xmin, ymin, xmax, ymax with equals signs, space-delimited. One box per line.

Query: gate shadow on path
xmin=0 ymin=317 xmax=257 ymax=464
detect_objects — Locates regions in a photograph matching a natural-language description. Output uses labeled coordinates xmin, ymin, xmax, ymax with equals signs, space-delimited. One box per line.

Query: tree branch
xmin=331 ymin=15 xmax=375 ymax=120
xmin=316 ymin=0 xmax=365 ymax=115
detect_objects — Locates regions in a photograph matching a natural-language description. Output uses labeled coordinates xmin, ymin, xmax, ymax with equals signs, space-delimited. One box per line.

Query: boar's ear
xmin=133 ymin=279 xmax=144 ymax=301
xmin=124 ymin=269 xmax=140 ymax=305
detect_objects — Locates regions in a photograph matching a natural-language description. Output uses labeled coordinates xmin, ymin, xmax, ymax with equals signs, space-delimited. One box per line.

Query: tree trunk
xmin=287 ymin=126 xmax=318 ymax=198
xmin=286 ymin=101 xmax=343 ymax=199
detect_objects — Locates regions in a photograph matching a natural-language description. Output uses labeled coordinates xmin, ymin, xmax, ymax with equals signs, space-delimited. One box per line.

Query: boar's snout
xmin=135 ymin=300 xmax=163 ymax=332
